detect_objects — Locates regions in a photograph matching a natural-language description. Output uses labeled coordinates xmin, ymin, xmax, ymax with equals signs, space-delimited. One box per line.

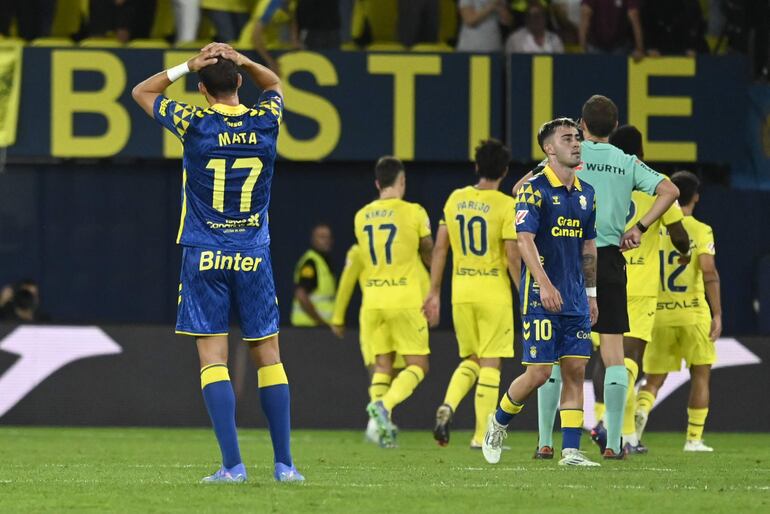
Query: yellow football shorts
xmin=624 ymin=296 xmax=657 ymax=342
xmin=452 ymin=302 xmax=514 ymax=359
xmin=644 ymin=321 xmax=716 ymax=374
xmin=358 ymin=309 xmax=406 ymax=368
xmin=362 ymin=308 xmax=430 ymax=357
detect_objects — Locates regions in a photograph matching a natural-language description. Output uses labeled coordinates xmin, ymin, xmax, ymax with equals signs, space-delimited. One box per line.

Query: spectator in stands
xmin=643 ymin=1 xmax=708 ymax=57
xmin=457 ymin=0 xmax=512 ymax=52
xmin=0 ymin=279 xmax=49 ymax=323
xmin=297 ymin=0 xmax=340 ymax=49
xmin=508 ymin=0 xmax=546 ymax=30
xmin=252 ymin=0 xmax=299 ymax=75
xmin=550 ymin=0 xmax=581 ymax=45
xmin=505 ymin=3 xmax=564 ymax=54
xmin=579 ymin=0 xmax=645 ymax=61
xmin=721 ymin=0 xmax=769 ymax=80
xmin=399 ymin=0 xmax=439 ymax=47
xmin=89 ymin=0 xmax=157 ymax=42
xmin=172 ymin=0 xmax=201 ymax=43
xmin=0 ymin=283 xmax=12 ymax=318
xmin=202 ymin=0 xmax=253 ymax=42
xmin=0 ymin=0 xmax=55 ymax=40
xmin=291 ymin=224 xmax=337 ymax=327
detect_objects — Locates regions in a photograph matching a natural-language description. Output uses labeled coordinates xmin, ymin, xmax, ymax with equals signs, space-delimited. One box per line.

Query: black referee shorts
xmin=593 ymin=245 xmax=630 ymax=334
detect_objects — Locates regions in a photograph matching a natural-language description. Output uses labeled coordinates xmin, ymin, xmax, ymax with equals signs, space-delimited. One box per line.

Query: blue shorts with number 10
xmin=521 ymin=313 xmax=592 ymax=365
xmin=176 ymin=246 xmax=279 ymax=341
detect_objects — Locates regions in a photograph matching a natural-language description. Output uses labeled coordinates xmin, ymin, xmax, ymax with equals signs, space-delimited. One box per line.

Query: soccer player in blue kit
xmin=482 ymin=118 xmax=600 ymax=467
xmin=132 ymin=43 xmax=303 ymax=483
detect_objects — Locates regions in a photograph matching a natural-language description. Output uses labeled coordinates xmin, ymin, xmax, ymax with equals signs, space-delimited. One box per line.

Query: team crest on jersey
xmin=552 ymin=196 xmax=560 ymax=205
xmin=579 ymin=195 xmax=588 ymax=210
xmin=529 ymin=345 xmax=537 ymax=358
xmin=516 ymin=210 xmax=528 ymax=225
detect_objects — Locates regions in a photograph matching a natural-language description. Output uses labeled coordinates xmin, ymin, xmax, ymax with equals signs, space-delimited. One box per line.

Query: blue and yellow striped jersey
xmin=152 ymin=90 xmax=283 ymax=250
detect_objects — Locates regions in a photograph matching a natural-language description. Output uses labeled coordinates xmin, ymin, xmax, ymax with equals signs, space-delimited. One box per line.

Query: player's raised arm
xmin=423 ymin=224 xmax=448 ymax=327
xmin=131 ymin=49 xmax=219 ymax=117
xmin=204 ymin=43 xmax=282 ymax=97
xmin=517 ymin=232 xmax=562 ymax=313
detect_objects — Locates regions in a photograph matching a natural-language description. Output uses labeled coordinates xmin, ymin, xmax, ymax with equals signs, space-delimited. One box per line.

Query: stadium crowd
xmin=0 ymin=1 xmax=766 ymax=79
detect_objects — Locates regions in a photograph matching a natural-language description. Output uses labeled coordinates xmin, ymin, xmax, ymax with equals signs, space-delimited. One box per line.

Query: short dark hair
xmin=374 ymin=156 xmax=404 ymax=188
xmin=198 ymin=58 xmax=240 ymax=97
xmin=474 ymin=139 xmax=511 ymax=180
xmin=671 ymin=171 xmax=701 ymax=206
xmin=581 ymin=95 xmax=618 ymax=138
xmin=537 ymin=117 xmax=579 ymax=152
xmin=609 ymin=125 xmax=643 ymax=158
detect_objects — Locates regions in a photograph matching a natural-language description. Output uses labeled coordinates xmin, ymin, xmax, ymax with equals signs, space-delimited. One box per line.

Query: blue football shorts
xmin=176 ymin=245 xmax=279 ymax=341
xmin=521 ymin=313 xmax=592 ymax=365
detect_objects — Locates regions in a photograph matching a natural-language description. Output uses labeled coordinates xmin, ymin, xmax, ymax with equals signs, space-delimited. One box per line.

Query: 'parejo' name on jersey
xmin=199 ymin=250 xmax=263 ymax=271
xmin=551 ymin=216 xmax=583 ymax=238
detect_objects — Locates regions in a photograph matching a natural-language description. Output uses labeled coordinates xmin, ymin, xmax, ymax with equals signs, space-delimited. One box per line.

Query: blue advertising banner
xmin=9 ymin=48 xmax=747 ymax=163
xmin=507 ymin=54 xmax=749 ymax=163
xmin=10 ymin=48 xmax=503 ymax=162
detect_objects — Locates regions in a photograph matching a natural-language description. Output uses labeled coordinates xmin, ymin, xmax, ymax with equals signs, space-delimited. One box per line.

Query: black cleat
xmin=433 ymin=404 xmax=453 ymax=447
xmin=533 ymin=445 xmax=555 ymax=459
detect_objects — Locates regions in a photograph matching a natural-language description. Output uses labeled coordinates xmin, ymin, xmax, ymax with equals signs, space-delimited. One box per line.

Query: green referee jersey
xmin=577 ymin=140 xmax=664 ymax=248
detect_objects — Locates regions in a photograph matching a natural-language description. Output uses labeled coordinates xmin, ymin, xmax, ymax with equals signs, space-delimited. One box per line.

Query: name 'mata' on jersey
xmin=656 ymin=216 xmax=715 ymax=326
xmin=516 ymin=167 xmax=597 ymax=316
xmin=153 ymin=90 xmax=283 ymax=249
xmin=625 ymin=191 xmax=684 ymax=297
xmin=441 ymin=186 xmax=517 ymax=305
xmin=353 ymin=198 xmax=431 ymax=310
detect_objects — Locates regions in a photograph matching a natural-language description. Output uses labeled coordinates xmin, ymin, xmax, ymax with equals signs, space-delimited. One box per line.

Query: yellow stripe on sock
xmin=200 ymin=363 xmax=230 ymax=389
xmin=258 ymin=363 xmax=288 ymax=388
xmin=560 ymin=409 xmax=583 ymax=429
xmin=500 ymin=393 xmax=524 ymax=415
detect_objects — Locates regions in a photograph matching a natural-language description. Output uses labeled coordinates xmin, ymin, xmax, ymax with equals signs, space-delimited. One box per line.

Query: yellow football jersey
xmin=442 ymin=187 xmax=517 ymax=305
xmin=624 ymin=191 xmax=684 ymax=297
xmin=354 ymin=198 xmax=431 ymax=310
xmin=656 ymin=215 xmax=715 ymax=326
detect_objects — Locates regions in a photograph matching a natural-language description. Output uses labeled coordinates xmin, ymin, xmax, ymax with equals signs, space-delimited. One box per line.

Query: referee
xmin=515 ymin=95 xmax=679 ymax=459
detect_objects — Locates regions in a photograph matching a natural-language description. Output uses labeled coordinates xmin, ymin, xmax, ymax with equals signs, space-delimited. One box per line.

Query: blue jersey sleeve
xmin=585 ymin=194 xmax=597 ymax=240
xmin=515 ymin=180 xmax=543 ymax=234
xmin=153 ymin=95 xmax=200 ymax=141
xmin=254 ymin=90 xmax=283 ymax=126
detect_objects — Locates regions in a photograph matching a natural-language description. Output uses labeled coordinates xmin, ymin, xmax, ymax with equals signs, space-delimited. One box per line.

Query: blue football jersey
xmin=515 ymin=166 xmax=597 ymax=317
xmin=153 ymin=90 xmax=283 ymax=250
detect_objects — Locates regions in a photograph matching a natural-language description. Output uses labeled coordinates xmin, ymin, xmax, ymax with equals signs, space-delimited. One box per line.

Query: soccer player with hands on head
xmin=132 ymin=43 xmax=303 ymax=483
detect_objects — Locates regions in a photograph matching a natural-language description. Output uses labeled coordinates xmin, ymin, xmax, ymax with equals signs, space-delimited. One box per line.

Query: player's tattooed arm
xmin=582 ymin=239 xmax=597 ymax=288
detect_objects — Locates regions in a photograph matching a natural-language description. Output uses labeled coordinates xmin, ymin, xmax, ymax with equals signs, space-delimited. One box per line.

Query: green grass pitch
xmin=0 ymin=428 xmax=768 ymax=513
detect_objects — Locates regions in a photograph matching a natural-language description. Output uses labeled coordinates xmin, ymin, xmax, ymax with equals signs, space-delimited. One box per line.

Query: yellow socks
xmin=443 ymin=360 xmax=480 ymax=411
xmin=622 ymin=358 xmax=639 ymax=444
xmin=369 ymin=372 xmax=392 ymax=402
xmin=636 ymin=390 xmax=656 ymax=415
xmin=473 ymin=367 xmax=500 ymax=443
xmin=381 ymin=365 xmax=425 ymax=412
xmin=594 ymin=402 xmax=606 ymax=424
xmin=687 ymin=407 xmax=709 ymax=441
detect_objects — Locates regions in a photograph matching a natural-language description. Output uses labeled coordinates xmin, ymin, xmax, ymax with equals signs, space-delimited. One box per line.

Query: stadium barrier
xmin=8 ymin=49 xmax=748 ymax=165
xmin=1 ymin=324 xmax=767 ymax=431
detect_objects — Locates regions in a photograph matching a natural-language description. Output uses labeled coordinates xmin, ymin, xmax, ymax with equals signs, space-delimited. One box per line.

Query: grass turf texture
xmin=1 ymin=428 xmax=768 ymax=513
